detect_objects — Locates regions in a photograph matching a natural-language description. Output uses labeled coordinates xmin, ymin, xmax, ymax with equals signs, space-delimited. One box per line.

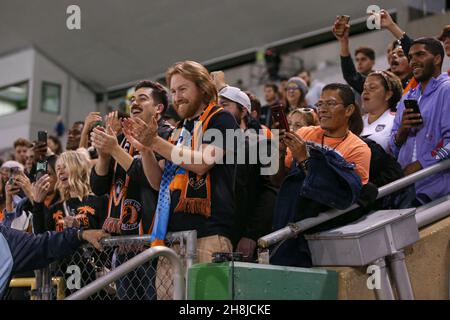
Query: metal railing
xmin=258 ymin=158 xmax=450 ymax=249
xmin=65 ymin=246 xmax=184 ymax=300
xmin=37 ymin=230 xmax=196 ymax=300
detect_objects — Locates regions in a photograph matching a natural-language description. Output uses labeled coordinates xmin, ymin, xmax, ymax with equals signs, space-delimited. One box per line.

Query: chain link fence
xmin=35 ymin=230 xmax=196 ymax=300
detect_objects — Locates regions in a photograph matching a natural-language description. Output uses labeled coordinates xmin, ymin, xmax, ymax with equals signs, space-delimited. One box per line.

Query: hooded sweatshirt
xmin=389 ymin=73 xmax=450 ymax=203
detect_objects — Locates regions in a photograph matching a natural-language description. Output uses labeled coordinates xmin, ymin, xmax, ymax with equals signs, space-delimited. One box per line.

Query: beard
xmin=413 ymin=59 xmax=435 ymax=82
xmin=174 ymin=94 xmax=204 ymax=120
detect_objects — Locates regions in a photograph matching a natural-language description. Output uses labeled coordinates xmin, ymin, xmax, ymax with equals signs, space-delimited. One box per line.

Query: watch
xmin=298 ymin=159 xmax=309 ymax=172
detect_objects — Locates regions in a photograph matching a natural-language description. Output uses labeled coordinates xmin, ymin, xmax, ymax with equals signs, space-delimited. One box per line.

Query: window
xmin=0 ymin=81 xmax=29 ymax=117
xmin=41 ymin=82 xmax=61 ymax=114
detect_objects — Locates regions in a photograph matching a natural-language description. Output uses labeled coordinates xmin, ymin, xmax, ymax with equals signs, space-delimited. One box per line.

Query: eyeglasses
xmin=286 ymin=87 xmax=300 ymax=92
xmin=314 ymin=100 xmax=345 ymax=110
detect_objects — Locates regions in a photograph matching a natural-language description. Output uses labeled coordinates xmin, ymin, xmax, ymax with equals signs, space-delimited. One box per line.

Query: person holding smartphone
xmin=389 ymin=37 xmax=450 ymax=205
xmin=332 ymin=15 xmax=376 ymax=95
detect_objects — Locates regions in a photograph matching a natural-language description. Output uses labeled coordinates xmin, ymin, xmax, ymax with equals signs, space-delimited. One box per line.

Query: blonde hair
xmin=55 ymin=150 xmax=92 ymax=201
xmin=166 ymin=60 xmax=218 ymax=105
xmin=288 ymin=108 xmax=319 ymax=126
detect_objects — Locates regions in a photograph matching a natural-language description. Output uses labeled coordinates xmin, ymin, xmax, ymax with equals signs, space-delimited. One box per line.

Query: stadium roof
xmin=0 ymin=0 xmax=402 ymax=92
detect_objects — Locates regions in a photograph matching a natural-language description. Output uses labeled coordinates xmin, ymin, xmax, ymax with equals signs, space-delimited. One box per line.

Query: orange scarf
xmin=169 ymin=103 xmax=222 ymax=218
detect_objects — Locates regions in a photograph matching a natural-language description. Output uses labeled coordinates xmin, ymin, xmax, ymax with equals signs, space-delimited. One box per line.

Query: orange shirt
xmin=285 ymin=126 xmax=371 ymax=184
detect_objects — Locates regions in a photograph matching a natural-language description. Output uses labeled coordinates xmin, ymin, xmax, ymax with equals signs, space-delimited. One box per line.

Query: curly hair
xmin=55 ymin=151 xmax=92 ymax=202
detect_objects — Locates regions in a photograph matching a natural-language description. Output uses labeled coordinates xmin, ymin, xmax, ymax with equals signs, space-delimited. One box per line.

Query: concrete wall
xmin=29 ymin=50 xmax=96 ymax=143
xmin=325 ymin=214 xmax=450 ymax=300
xmin=0 ymin=49 xmax=34 ymax=151
xmin=0 ymin=48 xmax=96 ymax=154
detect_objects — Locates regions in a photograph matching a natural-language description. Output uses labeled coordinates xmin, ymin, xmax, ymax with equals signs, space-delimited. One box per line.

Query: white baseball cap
xmin=1 ymin=161 xmax=24 ymax=171
xmin=219 ymin=86 xmax=251 ymax=113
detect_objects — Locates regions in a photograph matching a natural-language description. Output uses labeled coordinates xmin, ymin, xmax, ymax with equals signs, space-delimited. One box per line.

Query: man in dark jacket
xmin=0 ymin=226 xmax=107 ymax=299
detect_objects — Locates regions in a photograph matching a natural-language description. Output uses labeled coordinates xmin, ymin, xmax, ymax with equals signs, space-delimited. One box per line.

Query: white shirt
xmin=361 ymin=109 xmax=396 ymax=151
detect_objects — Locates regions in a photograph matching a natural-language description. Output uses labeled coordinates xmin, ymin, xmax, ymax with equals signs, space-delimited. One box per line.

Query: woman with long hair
xmin=34 ymin=151 xmax=107 ymax=232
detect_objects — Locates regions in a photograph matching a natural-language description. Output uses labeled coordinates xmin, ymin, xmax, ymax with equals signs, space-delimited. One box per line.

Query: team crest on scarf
xmin=121 ymin=199 xmax=141 ymax=231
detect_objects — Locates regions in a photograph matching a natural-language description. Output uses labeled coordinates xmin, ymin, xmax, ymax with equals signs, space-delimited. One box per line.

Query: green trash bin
xmin=187 ymin=262 xmax=338 ymax=300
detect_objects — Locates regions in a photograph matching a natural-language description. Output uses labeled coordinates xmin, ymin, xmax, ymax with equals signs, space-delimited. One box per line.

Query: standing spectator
xmin=33 ymin=151 xmax=108 ymax=232
xmin=90 ymin=80 xmax=171 ymax=300
xmin=66 ymin=121 xmax=85 ymax=151
xmin=273 ymin=83 xmax=368 ymax=187
xmin=278 ymin=76 xmax=289 ymax=109
xmin=13 ymin=139 xmax=32 ymax=166
xmin=259 ymin=83 xmax=279 ymax=128
xmin=24 ymin=148 xmax=34 ymax=176
xmin=47 ymin=135 xmax=63 ymax=155
xmin=122 ymin=61 xmax=239 ymax=263
xmin=271 ymin=83 xmax=370 ymax=267
xmin=390 ymin=43 xmax=415 ymax=90
xmin=285 ymin=77 xmax=311 ymax=112
xmin=79 ymin=112 xmax=103 ymax=150
xmin=389 ymin=38 xmax=450 ymax=205
xmin=30 ymin=155 xmax=60 ymax=234
xmin=333 ymin=16 xmax=375 ymax=94
xmin=1 ymin=168 xmax=33 ymax=231
xmin=0 ymin=226 xmax=108 ymax=299
xmin=298 ymin=70 xmax=325 ymax=106
xmin=54 ymin=116 xmax=66 ymax=138
xmin=377 ymin=10 xmax=418 ymax=93
xmin=361 ymin=70 xmax=403 ymax=151
xmin=213 ymin=77 xmax=276 ymax=261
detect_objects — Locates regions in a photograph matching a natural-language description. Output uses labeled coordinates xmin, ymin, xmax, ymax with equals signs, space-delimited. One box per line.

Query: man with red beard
xmin=122 ymin=61 xmax=239 ymax=263
xmin=90 ymin=80 xmax=172 ymax=300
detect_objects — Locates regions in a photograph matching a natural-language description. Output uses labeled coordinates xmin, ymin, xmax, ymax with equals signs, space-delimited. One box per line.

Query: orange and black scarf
xmin=169 ymin=103 xmax=222 ymax=218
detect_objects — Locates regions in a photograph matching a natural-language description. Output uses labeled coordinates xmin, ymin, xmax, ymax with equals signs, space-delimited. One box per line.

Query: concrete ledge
xmin=323 ymin=215 xmax=450 ymax=299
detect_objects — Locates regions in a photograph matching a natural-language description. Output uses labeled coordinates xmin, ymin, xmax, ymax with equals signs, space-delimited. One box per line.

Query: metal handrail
xmin=65 ymin=246 xmax=184 ymax=300
xmin=258 ymin=158 xmax=450 ymax=248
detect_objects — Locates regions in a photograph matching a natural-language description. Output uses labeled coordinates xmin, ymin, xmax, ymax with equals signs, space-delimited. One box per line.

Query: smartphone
xmin=271 ymin=104 xmax=290 ymax=132
xmin=335 ymin=15 xmax=350 ymax=37
xmin=35 ymin=160 xmax=48 ymax=181
xmin=8 ymin=167 xmax=20 ymax=185
xmin=93 ymin=120 xmax=104 ymax=129
xmin=38 ymin=130 xmax=48 ymax=144
xmin=404 ymin=99 xmax=422 ymax=118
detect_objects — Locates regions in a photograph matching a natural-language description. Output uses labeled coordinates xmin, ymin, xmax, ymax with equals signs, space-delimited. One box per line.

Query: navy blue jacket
xmin=0 ymin=225 xmax=82 ymax=298
xmin=271 ymin=146 xmax=362 ymax=267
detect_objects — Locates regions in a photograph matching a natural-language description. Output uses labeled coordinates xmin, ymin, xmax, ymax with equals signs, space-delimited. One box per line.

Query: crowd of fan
xmin=0 ymin=10 xmax=450 ymax=299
